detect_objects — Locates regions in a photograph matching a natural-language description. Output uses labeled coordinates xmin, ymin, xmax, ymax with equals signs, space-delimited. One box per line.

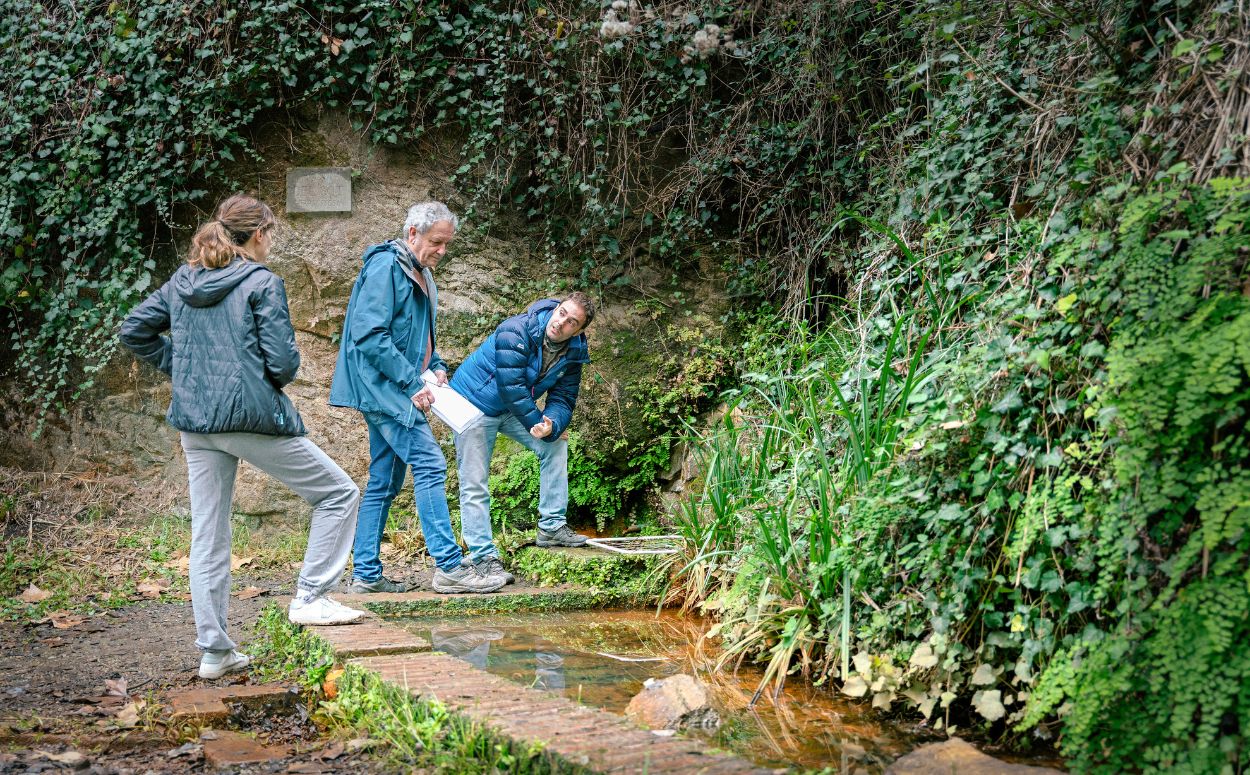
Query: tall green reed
xmin=674 ymin=215 xmax=963 ymax=702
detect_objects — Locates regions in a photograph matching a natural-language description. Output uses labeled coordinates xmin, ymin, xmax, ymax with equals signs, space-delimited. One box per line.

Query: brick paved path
xmin=310 ymin=617 xmax=772 ymax=774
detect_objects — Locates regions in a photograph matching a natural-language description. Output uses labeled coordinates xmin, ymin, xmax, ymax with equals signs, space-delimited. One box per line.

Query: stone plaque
xmin=286 ymin=167 xmax=352 ymax=213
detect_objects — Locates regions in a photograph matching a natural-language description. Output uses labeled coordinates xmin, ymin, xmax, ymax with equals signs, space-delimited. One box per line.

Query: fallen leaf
xmin=39 ymin=610 xmax=86 ymax=630
xmin=230 ymin=555 xmax=254 ymax=571
xmin=34 ymin=749 xmax=89 ymax=767
xmin=104 ymin=677 xmax=128 ymax=698
xmin=137 ymin=579 xmax=170 ymax=599
xmin=166 ymin=742 xmax=203 ymax=760
xmin=39 ymin=636 xmax=66 ymax=648
xmin=344 ymin=738 xmax=378 ymax=753
xmin=19 ymin=584 xmax=52 ymax=604
xmin=165 ymin=554 xmax=191 ymax=574
xmin=233 ymin=586 xmax=264 ymax=600
xmin=316 ymin=741 xmax=345 ymax=760
xmin=110 ymin=701 xmax=142 ymax=728
xmin=323 ymin=668 xmax=344 ymax=700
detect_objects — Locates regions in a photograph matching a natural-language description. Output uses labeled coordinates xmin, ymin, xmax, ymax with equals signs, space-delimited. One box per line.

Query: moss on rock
xmin=509 ymin=545 xmax=672 ymax=605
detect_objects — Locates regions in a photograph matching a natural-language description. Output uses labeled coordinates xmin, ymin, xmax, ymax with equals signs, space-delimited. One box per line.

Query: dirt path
xmin=0 ymin=577 xmax=398 ymax=774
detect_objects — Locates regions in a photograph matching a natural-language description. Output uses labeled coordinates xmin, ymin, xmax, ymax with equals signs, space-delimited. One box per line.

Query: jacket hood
xmin=173 ymin=258 xmax=269 ymax=308
xmin=525 ymin=298 xmax=590 ymax=363
xmin=526 ymin=298 xmax=560 ymax=317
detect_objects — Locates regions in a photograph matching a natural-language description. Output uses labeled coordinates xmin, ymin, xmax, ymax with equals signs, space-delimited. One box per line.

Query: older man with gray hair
xmin=330 ymin=202 xmax=505 ymax=595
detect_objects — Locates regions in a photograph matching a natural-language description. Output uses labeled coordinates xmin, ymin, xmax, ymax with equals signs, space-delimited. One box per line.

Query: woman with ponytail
xmin=120 ymin=194 xmax=365 ymax=681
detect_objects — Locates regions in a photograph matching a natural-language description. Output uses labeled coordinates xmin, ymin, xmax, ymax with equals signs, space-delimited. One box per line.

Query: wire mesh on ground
xmin=583 ymin=536 xmax=681 ymax=555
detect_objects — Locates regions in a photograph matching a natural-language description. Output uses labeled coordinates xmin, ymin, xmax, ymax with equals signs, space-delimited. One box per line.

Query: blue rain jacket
xmin=329 ymin=241 xmax=447 ymax=427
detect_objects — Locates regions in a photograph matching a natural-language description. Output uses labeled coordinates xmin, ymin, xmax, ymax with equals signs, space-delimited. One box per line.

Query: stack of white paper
xmin=419 ymin=370 xmax=484 ymax=433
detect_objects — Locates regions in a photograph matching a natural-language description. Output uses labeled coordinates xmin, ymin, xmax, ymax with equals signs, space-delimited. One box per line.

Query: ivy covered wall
xmin=3 ymin=1 xmax=1249 ymax=770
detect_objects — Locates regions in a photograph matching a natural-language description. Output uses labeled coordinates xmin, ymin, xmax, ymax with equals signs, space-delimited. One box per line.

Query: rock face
xmin=0 ymin=109 xmax=731 ymax=526
xmin=625 ymin=674 xmax=720 ymax=730
xmin=886 ymin=738 xmax=1066 ymax=775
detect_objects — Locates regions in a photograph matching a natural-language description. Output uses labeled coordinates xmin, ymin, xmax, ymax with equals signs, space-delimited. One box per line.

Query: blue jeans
xmin=454 ymin=413 xmax=569 ymax=563
xmin=354 ymin=412 xmax=463 ymax=577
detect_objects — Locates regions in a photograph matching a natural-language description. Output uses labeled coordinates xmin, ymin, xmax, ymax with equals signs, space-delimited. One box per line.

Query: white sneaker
xmin=325 ymin=597 xmax=366 ymax=618
xmin=288 ymin=595 xmax=365 ymax=626
xmin=199 ymin=649 xmax=250 ymax=680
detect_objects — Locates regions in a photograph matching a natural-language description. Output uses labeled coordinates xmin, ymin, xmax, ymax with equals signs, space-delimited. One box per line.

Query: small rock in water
xmin=625 ymin=674 xmax=720 ymax=730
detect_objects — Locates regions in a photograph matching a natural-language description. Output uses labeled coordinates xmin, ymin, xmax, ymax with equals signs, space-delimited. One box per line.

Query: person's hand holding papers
xmin=412 ymin=385 xmax=435 ymax=411
xmin=419 ymin=370 xmax=483 ymax=433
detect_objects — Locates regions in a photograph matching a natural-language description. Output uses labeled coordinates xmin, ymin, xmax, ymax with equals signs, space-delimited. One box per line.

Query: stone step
xmin=201 ymin=729 xmax=287 ymax=766
xmin=168 ymin=683 xmax=296 ymax=724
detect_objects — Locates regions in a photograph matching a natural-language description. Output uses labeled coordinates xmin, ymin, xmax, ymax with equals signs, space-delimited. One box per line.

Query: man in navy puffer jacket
xmin=450 ymin=293 xmax=596 ymax=581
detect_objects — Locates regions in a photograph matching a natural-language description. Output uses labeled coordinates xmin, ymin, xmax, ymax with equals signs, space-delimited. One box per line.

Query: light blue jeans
xmin=454 ymin=413 xmax=569 ymax=562
xmin=354 ymin=412 xmax=463 ymax=577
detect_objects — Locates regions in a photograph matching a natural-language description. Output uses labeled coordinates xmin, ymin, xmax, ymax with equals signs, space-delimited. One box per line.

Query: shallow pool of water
xmin=395 ymin=609 xmax=919 ymax=771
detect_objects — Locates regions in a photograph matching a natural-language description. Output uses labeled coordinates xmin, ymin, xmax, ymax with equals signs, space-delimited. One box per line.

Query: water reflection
xmin=430 ymin=625 xmax=569 ymax=691
xmin=428 ymin=627 xmax=503 ymax=670
xmin=402 ymin=610 xmax=913 ymax=771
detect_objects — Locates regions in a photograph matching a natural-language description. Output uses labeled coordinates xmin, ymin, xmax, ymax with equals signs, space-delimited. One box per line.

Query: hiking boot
xmin=432 ymin=562 xmax=506 ymax=594
xmin=348 ymin=575 xmax=408 ymax=594
xmin=536 ymin=524 xmax=588 ymax=548
xmin=288 ymin=595 xmax=366 ymax=626
xmin=474 ymin=556 xmax=515 ymax=585
xmin=199 ymin=649 xmax=250 ymax=680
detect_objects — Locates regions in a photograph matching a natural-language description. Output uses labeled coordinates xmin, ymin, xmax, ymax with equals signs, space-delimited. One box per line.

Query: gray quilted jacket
xmin=119 ymin=256 xmax=307 ymax=436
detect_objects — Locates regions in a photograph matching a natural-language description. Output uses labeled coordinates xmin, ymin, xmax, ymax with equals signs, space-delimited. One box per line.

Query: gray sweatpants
xmin=181 ymin=432 xmax=360 ymax=652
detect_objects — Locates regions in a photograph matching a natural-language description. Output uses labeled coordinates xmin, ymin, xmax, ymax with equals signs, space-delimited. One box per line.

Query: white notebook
xmin=420 ymin=370 xmax=484 ymax=433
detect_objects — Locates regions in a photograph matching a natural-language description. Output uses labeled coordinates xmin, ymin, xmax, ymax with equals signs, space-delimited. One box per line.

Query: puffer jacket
xmin=328 ymin=241 xmax=447 ymax=427
xmin=450 ymin=298 xmax=590 ymax=441
xmin=119 ymin=257 xmax=307 ymax=436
